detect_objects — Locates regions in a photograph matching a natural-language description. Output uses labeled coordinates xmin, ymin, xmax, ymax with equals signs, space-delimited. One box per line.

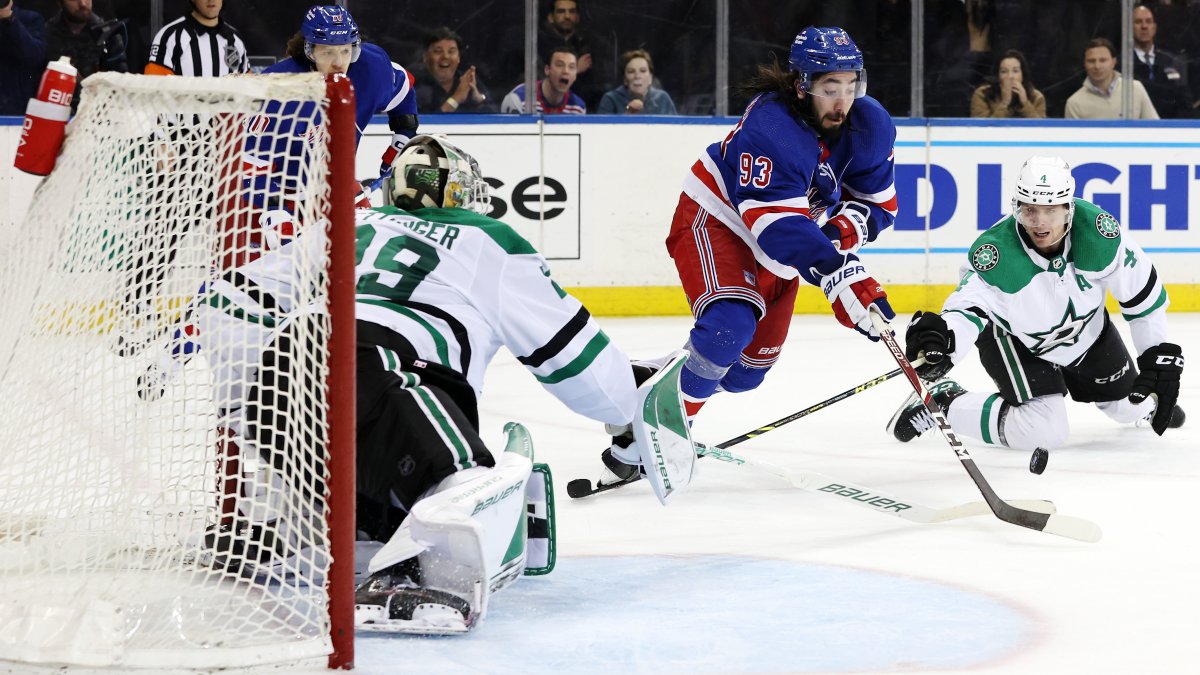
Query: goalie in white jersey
xmin=888 ymin=156 xmax=1185 ymax=452
xmin=172 ymin=135 xmax=696 ymax=633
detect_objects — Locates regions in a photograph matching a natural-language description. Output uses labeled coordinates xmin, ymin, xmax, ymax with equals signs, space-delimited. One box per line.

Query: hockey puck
xmin=1029 ymin=448 xmax=1049 ymax=475
xmin=566 ymin=478 xmax=594 ymax=499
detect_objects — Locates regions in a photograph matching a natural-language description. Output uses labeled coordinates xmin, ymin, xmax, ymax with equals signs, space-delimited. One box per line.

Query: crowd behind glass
xmin=5 ymin=0 xmax=1199 ymax=120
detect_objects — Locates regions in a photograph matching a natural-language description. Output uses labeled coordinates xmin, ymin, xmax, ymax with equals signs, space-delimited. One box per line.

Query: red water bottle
xmin=14 ymin=57 xmax=78 ymax=176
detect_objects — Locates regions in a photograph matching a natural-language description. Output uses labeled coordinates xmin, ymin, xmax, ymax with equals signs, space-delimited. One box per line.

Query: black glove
xmin=904 ymin=311 xmax=955 ymax=380
xmin=1129 ymin=342 xmax=1184 ymax=435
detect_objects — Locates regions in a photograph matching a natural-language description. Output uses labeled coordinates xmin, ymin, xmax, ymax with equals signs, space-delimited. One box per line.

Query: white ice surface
xmin=354 ymin=313 xmax=1198 ymax=674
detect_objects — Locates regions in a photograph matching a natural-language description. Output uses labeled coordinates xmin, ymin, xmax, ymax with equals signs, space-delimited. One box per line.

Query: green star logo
xmin=1025 ymin=299 xmax=1097 ymax=355
xmin=1096 ymin=212 xmax=1120 ymax=239
xmin=972 ymin=243 xmax=1000 ymax=271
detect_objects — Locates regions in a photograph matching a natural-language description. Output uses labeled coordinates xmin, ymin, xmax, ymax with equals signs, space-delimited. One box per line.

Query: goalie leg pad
xmin=358 ymin=424 xmax=535 ymax=633
xmin=630 ymin=349 xmax=697 ymax=505
xmin=524 ymin=462 xmax=556 ymax=575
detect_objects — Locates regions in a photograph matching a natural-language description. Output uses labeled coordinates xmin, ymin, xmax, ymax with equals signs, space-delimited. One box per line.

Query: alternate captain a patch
xmin=972 ymin=243 xmax=1000 ymax=272
xmin=1096 ymin=212 xmax=1120 ymax=239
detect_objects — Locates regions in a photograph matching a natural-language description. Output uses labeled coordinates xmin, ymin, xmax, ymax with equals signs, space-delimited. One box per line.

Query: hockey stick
xmin=567 ymin=365 xmax=909 ymax=499
xmin=696 ymin=443 xmax=1056 ymax=524
xmin=868 ymin=308 xmax=1102 ymax=543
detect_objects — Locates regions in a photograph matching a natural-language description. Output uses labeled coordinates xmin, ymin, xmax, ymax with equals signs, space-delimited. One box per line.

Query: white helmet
xmin=1011 ymin=156 xmax=1075 ymax=227
xmin=389 ymin=134 xmax=491 ymax=215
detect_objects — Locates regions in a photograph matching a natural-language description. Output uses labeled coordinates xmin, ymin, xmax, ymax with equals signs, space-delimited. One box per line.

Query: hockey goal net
xmin=0 ymin=73 xmax=356 ymax=670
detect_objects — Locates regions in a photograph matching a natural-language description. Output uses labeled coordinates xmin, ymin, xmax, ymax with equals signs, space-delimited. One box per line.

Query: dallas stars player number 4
xmin=888 ymin=156 xmax=1184 ymax=457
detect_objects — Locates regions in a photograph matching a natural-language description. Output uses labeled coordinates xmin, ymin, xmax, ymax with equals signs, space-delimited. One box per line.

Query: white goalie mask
xmin=389 ymin=135 xmax=491 ymax=215
xmin=1011 ymin=156 xmax=1075 ymax=228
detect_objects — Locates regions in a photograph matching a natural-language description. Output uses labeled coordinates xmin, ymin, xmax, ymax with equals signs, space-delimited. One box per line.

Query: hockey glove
xmin=820 ymin=201 xmax=872 ymax=254
xmin=259 ymin=208 xmax=296 ymax=250
xmin=905 ymin=311 xmax=956 ymax=380
xmin=818 ymin=254 xmax=894 ymax=340
xmin=379 ymin=132 xmax=407 ymax=177
xmin=1129 ymin=342 xmax=1184 ymax=435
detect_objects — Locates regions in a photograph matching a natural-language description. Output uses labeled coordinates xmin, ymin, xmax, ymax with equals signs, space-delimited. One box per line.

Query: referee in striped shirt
xmin=145 ymin=0 xmax=249 ymax=76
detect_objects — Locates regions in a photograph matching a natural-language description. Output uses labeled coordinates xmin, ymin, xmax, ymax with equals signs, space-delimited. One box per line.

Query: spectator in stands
xmin=414 ymin=27 xmax=493 ymax=114
xmin=1132 ymin=3 xmax=1194 ymax=119
xmin=539 ymin=0 xmax=607 ymax=110
xmin=970 ymin=49 xmax=1046 ymax=118
xmin=1065 ymin=38 xmax=1158 ymax=119
xmin=500 ymin=44 xmax=585 ymax=114
xmin=144 ymin=0 xmax=249 ymax=76
xmin=597 ymin=49 xmax=676 ymax=115
xmin=45 ymin=0 xmax=129 ymax=112
xmin=0 ymin=0 xmax=47 ymax=115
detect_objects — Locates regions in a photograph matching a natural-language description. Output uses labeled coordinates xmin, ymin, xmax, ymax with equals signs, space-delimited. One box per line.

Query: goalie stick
xmin=567 ymin=364 xmax=911 ymax=500
xmin=868 ymin=308 xmax=1102 ymax=543
xmin=695 ymin=443 xmax=1056 ymax=524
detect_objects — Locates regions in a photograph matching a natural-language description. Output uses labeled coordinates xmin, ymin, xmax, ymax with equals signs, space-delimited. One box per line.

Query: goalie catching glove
xmin=820 ymin=201 xmax=871 ymax=254
xmin=904 ymin=311 xmax=956 ymax=380
xmin=1129 ymin=342 xmax=1184 ymax=435
xmin=817 ymin=254 xmax=894 ymax=340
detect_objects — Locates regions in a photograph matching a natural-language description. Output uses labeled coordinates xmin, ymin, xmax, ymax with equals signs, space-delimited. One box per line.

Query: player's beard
xmin=819 ymin=112 xmax=847 ymax=142
xmin=801 ymin=96 xmax=847 ymax=143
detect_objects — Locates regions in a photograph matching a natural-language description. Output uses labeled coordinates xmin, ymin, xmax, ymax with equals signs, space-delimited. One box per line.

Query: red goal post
xmin=0 ymin=72 xmax=357 ymax=670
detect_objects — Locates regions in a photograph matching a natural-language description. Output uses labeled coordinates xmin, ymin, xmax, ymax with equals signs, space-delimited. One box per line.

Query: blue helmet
xmin=789 ymin=27 xmax=866 ymax=97
xmin=301 ymin=6 xmax=361 ymax=62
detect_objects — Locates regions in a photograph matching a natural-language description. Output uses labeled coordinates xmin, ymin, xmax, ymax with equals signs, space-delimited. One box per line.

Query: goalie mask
xmin=389 ymin=135 xmax=491 ymax=215
xmin=1012 ymin=156 xmax=1075 ymax=228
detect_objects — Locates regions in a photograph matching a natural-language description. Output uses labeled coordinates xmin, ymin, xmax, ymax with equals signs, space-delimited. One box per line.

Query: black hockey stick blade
xmin=567 ymin=474 xmax=641 ymax=499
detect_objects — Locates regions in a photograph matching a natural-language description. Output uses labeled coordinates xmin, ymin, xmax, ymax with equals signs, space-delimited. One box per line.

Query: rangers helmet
xmin=789 ymin=27 xmax=867 ymax=97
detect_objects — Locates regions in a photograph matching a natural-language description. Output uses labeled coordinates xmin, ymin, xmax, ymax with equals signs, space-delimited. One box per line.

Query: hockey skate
xmin=887 ymin=379 xmax=966 ymax=442
xmin=354 ymin=557 xmax=476 ymax=634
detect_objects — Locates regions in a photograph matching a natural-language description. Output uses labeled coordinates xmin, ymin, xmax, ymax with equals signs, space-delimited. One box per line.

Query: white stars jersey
xmin=352 ymin=206 xmax=636 ymax=425
xmin=942 ymin=199 xmax=1169 ymax=368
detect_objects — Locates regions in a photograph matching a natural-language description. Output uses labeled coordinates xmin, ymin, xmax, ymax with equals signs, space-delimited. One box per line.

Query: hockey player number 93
xmin=738 ymin=152 xmax=773 ymax=188
xmin=356 ymin=226 xmax=442 ymax=302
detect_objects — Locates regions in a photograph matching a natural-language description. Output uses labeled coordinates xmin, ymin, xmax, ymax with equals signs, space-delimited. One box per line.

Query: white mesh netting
xmin=0 ymin=73 xmax=342 ymax=670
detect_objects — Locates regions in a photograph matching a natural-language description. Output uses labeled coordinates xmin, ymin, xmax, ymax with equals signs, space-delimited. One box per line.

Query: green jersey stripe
xmin=946 ymin=308 xmax=985 ymax=333
xmin=980 ymin=393 xmax=1003 ymax=444
xmin=359 ymin=298 xmax=452 ymax=368
xmin=519 ymin=306 xmax=589 ymax=368
xmin=534 ymin=331 xmax=611 ymax=385
xmin=1121 ymin=288 xmax=1168 ymax=321
xmin=204 ymin=293 xmax=276 ymax=328
xmin=998 ymin=330 xmax=1030 ymax=401
xmin=411 ymin=386 xmax=473 ymax=470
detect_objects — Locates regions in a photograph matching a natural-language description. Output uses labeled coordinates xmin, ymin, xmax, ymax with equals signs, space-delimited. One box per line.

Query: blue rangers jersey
xmin=683 ymin=92 xmax=897 ymax=282
xmin=263 ymin=42 xmax=416 ymax=143
xmin=244 ymin=44 xmax=417 ymax=208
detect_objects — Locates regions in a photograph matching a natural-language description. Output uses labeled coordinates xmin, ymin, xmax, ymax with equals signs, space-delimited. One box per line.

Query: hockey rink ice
xmin=362 ymin=313 xmax=1200 ymax=675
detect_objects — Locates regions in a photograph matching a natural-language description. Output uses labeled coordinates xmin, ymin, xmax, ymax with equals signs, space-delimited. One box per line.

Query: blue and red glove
xmin=818 ymin=254 xmax=894 ymax=340
xmin=820 ymin=201 xmax=872 ymax=254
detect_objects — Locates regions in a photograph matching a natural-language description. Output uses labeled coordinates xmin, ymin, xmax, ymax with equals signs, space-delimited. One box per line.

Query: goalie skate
xmin=354 ymin=560 xmax=477 ymax=635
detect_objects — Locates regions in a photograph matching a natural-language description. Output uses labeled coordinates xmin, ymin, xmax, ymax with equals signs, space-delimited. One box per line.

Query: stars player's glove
xmin=1129 ymin=342 xmax=1184 ymax=435
xmin=820 ymin=201 xmax=871 ymax=254
xmin=904 ymin=311 xmax=956 ymax=380
xmin=818 ymin=254 xmax=894 ymax=340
